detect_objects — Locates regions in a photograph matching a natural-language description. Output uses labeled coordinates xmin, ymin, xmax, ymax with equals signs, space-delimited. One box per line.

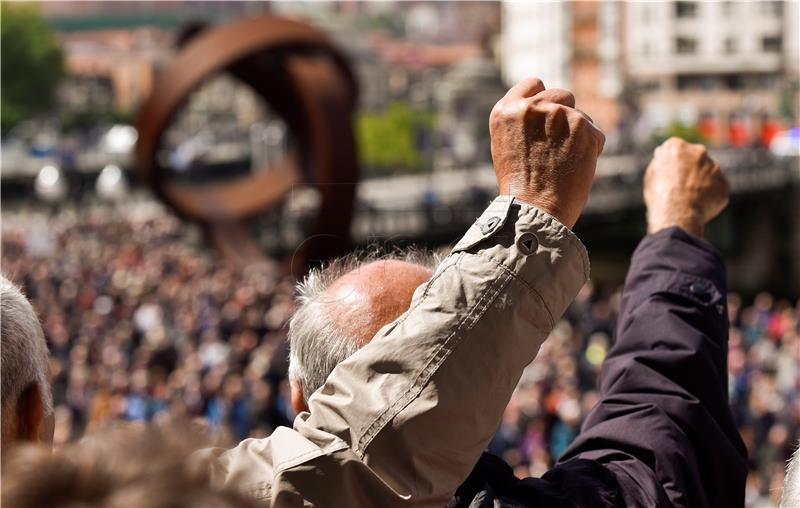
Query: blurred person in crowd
xmin=758 ymin=112 xmax=781 ymax=149
xmin=196 ymin=77 xmax=603 ymax=505
xmin=1 ymin=425 xmax=258 ymax=508
xmin=1 ymin=275 xmax=53 ymax=457
xmin=728 ymin=112 xmax=749 ymax=148
xmin=697 ymin=111 xmax=718 ymax=144
xmin=286 ymin=137 xmax=747 ymax=507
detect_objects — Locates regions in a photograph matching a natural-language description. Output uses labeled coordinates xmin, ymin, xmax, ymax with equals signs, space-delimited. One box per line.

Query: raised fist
xmin=644 ymin=137 xmax=730 ymax=238
xmin=489 ymin=77 xmax=605 ymax=229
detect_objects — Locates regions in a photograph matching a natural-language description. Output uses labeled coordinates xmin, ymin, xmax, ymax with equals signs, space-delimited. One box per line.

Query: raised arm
xmin=203 ymin=79 xmax=605 ymax=506
xmin=556 ymin=138 xmax=747 ymax=507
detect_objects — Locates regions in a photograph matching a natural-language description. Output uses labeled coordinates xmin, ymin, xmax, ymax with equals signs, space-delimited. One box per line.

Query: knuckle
xmin=523 ymin=100 xmax=545 ymax=120
xmin=489 ymin=104 xmax=503 ymax=125
xmin=596 ymin=129 xmax=607 ymax=149
xmin=490 ymin=98 xmax=505 ymax=116
xmin=666 ymin=136 xmax=686 ymax=149
xmin=721 ymin=174 xmax=731 ymax=192
xmin=570 ymin=110 xmax=589 ymax=127
xmin=528 ymin=77 xmax=544 ymax=89
xmin=489 ymin=100 xmax=517 ymax=128
xmin=550 ymin=103 xmax=569 ymax=117
xmin=521 ymin=101 xmax=539 ymax=121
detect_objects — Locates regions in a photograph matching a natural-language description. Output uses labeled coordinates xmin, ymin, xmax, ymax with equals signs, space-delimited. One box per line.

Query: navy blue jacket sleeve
xmin=450 ymin=228 xmax=748 ymax=508
xmin=556 ymin=227 xmax=748 ymax=507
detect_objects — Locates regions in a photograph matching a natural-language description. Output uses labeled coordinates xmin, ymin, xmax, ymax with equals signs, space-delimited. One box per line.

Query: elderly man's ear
xmin=290 ymin=381 xmax=309 ymax=415
xmin=19 ymin=383 xmax=52 ymax=445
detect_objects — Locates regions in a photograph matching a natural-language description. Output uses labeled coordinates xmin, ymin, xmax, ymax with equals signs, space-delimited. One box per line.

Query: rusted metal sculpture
xmin=135 ymin=16 xmax=359 ymax=273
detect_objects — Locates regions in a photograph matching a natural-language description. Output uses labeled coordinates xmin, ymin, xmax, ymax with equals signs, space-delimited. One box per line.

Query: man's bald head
xmin=288 ymin=251 xmax=437 ymax=409
xmin=322 ymin=259 xmax=433 ymax=348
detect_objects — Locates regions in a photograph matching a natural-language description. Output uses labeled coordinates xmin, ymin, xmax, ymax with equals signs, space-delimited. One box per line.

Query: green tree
xmin=657 ymin=121 xmax=706 ymax=144
xmin=357 ymin=102 xmax=436 ymax=175
xmin=1 ymin=3 xmax=64 ymax=133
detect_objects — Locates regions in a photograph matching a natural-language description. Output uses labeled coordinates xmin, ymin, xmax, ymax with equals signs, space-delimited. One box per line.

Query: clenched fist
xmin=644 ymin=137 xmax=730 ymax=238
xmin=489 ymin=78 xmax=605 ymax=229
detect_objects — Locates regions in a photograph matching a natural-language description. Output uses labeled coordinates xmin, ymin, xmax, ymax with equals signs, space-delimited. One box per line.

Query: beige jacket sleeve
xmin=199 ymin=196 xmax=589 ymax=507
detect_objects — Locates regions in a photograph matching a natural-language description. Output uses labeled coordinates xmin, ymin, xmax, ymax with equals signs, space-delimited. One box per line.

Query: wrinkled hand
xmin=489 ymin=77 xmax=605 ymax=229
xmin=644 ymin=137 xmax=730 ymax=238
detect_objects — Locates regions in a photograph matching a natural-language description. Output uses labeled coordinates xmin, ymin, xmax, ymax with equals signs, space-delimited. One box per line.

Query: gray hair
xmin=782 ymin=442 xmax=800 ymax=508
xmin=287 ymin=248 xmax=440 ymax=403
xmin=1 ymin=275 xmax=53 ymax=417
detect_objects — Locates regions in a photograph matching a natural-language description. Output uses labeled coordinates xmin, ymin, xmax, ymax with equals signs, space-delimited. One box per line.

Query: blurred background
xmin=1 ymin=2 xmax=798 ymax=507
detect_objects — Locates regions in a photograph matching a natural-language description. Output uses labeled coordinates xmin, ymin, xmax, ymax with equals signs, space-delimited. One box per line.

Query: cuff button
xmin=517 ymin=232 xmax=538 ymax=255
xmin=689 ymin=282 xmax=711 ymax=301
xmin=480 ymin=216 xmax=501 ymax=234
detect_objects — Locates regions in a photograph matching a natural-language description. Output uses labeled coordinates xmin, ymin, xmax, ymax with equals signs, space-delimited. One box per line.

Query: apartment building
xmin=500 ymin=1 xmax=624 ymax=135
xmin=625 ymin=1 xmax=799 ymax=137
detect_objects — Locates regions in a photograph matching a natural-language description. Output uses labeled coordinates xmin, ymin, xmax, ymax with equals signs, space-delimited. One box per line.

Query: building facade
xmin=625 ymin=0 xmax=799 ymax=144
xmin=500 ymin=1 xmax=624 ymax=138
xmin=502 ymin=0 xmax=798 ymax=147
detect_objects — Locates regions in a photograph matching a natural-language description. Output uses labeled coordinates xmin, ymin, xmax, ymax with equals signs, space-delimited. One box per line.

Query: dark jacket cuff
xmin=629 ymin=227 xmax=727 ymax=311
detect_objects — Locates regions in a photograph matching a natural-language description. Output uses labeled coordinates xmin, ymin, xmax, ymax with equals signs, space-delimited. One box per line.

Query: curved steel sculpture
xmin=135 ymin=16 xmax=359 ymax=272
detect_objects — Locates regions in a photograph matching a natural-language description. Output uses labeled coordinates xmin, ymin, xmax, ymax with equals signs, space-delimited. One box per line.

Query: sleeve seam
xmin=473 ymin=250 xmax=556 ymax=328
xmin=389 ymin=253 xmax=462 ymax=330
xmin=354 ymin=254 xmax=515 ymax=458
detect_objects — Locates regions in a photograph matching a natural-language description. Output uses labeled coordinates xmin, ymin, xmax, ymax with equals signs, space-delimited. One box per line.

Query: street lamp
xmin=96 ymin=164 xmax=129 ymax=201
xmin=34 ymin=165 xmax=67 ymax=202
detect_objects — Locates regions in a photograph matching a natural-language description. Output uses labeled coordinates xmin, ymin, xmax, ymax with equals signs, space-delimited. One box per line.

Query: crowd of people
xmin=492 ymin=284 xmax=799 ymax=507
xmin=2 ymin=202 xmax=798 ymax=507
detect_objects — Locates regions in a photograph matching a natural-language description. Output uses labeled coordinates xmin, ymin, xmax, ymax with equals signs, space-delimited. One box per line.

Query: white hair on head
xmin=1 ymin=275 xmax=53 ymax=416
xmin=782 ymin=442 xmax=800 ymax=508
xmin=287 ymin=247 xmax=440 ymax=403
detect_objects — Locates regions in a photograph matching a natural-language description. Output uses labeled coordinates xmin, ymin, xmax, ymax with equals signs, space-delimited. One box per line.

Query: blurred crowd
xmin=491 ymin=282 xmax=799 ymax=507
xmin=2 ymin=204 xmax=798 ymax=507
xmin=2 ymin=204 xmax=298 ymax=446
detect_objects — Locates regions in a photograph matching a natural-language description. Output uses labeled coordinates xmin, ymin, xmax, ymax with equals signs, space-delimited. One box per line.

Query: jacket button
xmin=689 ymin=282 xmax=710 ymax=301
xmin=517 ymin=232 xmax=538 ymax=255
xmin=480 ymin=216 xmax=501 ymax=234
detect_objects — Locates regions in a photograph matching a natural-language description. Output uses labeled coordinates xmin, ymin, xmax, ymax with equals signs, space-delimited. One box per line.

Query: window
xmin=723 ymin=74 xmax=744 ymax=90
xmin=721 ymin=1 xmax=734 ymax=16
xmin=638 ymin=80 xmax=662 ymax=92
xmin=762 ymin=36 xmax=782 ymax=52
xmin=761 ymin=1 xmax=783 ymax=16
xmin=725 ymin=38 xmax=737 ymax=54
xmin=675 ymin=1 xmax=698 ymax=18
xmin=742 ymin=74 xmax=777 ymax=89
xmin=676 ymin=37 xmax=698 ymax=54
xmin=677 ymin=75 xmax=722 ymax=91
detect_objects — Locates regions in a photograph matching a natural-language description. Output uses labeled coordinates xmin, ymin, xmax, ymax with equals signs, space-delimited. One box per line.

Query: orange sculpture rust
xmin=135 ymin=16 xmax=359 ymax=272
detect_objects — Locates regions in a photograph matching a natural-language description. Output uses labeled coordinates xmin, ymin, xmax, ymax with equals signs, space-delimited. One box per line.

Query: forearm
xmin=559 ymin=227 xmax=747 ymax=508
xmin=302 ymin=196 xmax=589 ymax=502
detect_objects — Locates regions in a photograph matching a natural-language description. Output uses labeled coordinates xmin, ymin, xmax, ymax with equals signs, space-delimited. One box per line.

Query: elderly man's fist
xmin=489 ymin=77 xmax=605 ymax=229
xmin=644 ymin=137 xmax=730 ymax=238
